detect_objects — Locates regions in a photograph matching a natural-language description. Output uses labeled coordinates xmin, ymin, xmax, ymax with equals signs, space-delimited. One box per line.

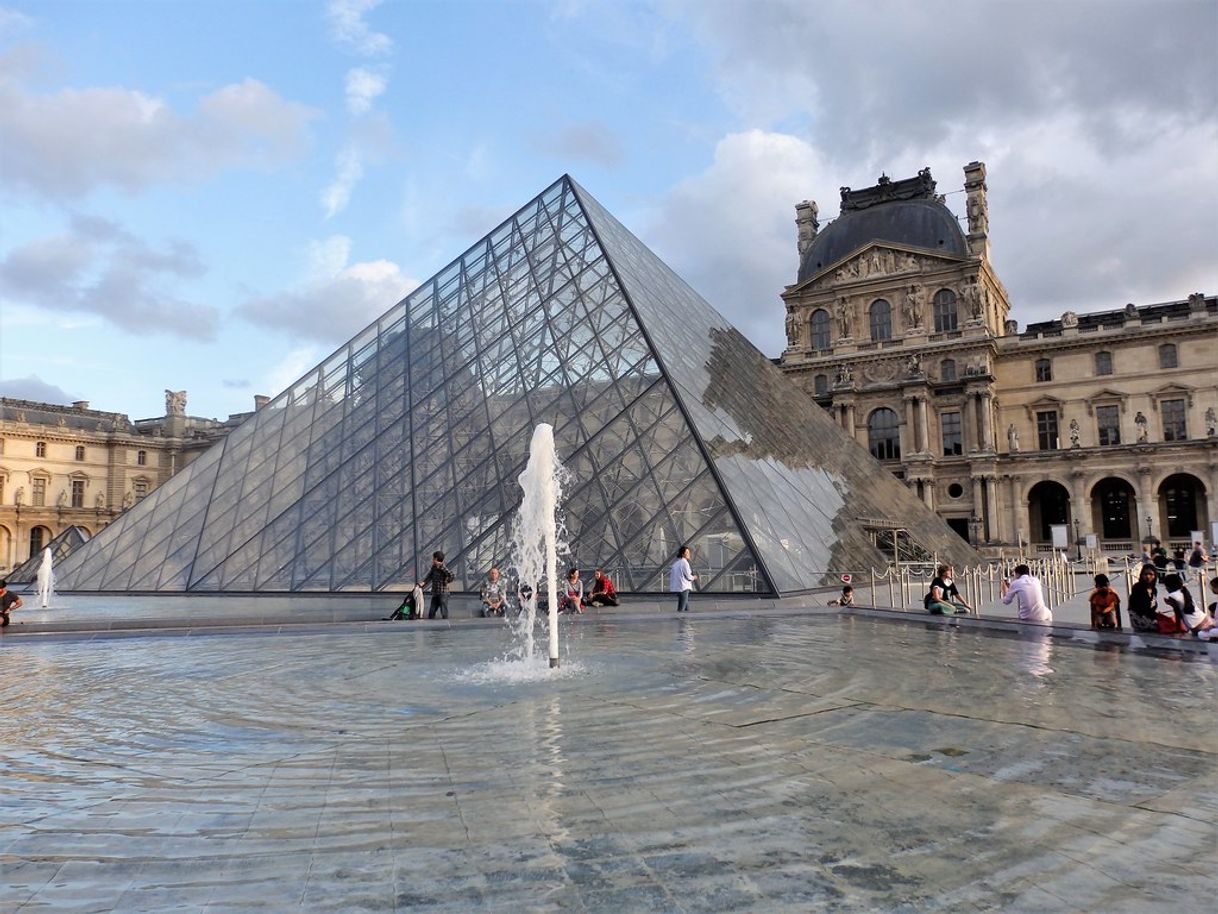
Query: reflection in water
xmin=1014 ymin=637 xmax=1054 ymax=679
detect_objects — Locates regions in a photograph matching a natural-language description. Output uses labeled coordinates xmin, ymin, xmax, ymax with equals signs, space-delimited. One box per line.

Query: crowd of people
xmin=385 ymin=545 xmax=699 ymax=620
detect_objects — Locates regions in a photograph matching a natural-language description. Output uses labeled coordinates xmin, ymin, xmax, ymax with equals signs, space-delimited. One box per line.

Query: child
xmin=1088 ymin=574 xmax=1122 ymax=631
xmin=828 ymin=585 xmax=854 ymax=607
xmin=417 ymin=551 xmax=454 ymax=620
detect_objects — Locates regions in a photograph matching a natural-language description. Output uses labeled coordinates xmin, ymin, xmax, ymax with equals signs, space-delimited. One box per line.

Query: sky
xmin=1 ymin=0 xmax=1215 ymax=422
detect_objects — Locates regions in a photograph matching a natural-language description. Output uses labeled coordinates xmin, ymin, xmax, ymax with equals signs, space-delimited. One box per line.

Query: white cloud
xmin=345 ymin=66 xmax=387 ymax=114
xmin=0 ymin=73 xmax=318 ymax=199
xmin=320 ymin=145 xmax=364 ymax=217
xmin=237 ymin=241 xmax=418 ymax=344
xmin=534 ymin=122 xmax=625 ymax=168
xmin=645 ymin=130 xmax=827 ymax=354
xmin=326 ymin=0 xmax=392 ymax=56
xmin=0 ymin=374 xmax=80 ymax=404
xmin=0 ymin=215 xmax=218 ymax=340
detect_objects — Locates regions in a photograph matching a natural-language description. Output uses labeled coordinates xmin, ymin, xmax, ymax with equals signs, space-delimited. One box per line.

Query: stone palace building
xmin=0 ymin=391 xmax=258 ymax=573
xmin=779 ymin=163 xmax=1218 ymax=556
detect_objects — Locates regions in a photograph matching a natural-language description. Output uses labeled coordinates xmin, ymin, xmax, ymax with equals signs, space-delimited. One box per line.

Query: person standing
xmin=1000 ymin=564 xmax=1053 ymax=623
xmin=418 ymin=551 xmax=454 ymax=620
xmin=0 ymin=580 xmax=22 ymax=628
xmin=669 ymin=545 xmax=697 ymax=612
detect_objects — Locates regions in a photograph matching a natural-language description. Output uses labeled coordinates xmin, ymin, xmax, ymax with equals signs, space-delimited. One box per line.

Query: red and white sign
xmin=841 ymin=573 xmax=852 ymax=584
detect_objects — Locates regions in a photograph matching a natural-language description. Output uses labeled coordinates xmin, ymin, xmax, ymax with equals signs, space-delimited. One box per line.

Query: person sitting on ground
xmin=1161 ymin=572 xmax=1211 ymax=636
xmin=1127 ymin=565 xmax=1160 ymax=633
xmin=586 ymin=568 xmax=619 ymax=607
xmin=828 ymin=584 xmax=854 ymax=607
xmin=925 ymin=564 xmax=970 ymax=615
xmin=1088 ymin=574 xmax=1122 ymax=631
xmin=559 ymin=568 xmax=583 ymax=614
xmin=1000 ymin=564 xmax=1053 ymax=623
xmin=1188 ymin=541 xmax=1208 ymax=570
xmin=0 ymin=580 xmax=22 ymax=628
xmin=479 ymin=567 xmax=508 ymax=618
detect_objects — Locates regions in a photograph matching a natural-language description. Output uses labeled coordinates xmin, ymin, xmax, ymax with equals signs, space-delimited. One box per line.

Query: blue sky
xmin=2 ymin=0 xmax=1215 ymax=421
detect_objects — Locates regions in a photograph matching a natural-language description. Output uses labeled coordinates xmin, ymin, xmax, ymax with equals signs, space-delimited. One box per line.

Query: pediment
xmin=1150 ymin=383 xmax=1194 ymax=408
xmin=792 ymin=242 xmax=968 ymax=294
xmin=1085 ymin=388 xmax=1129 ymax=415
xmin=1024 ymin=395 xmax=1065 ymax=420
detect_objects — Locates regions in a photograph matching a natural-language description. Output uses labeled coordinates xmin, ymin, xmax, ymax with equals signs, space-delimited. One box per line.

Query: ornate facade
xmin=0 ymin=392 xmax=258 ymax=573
xmin=780 ymin=163 xmax=1218 ymax=556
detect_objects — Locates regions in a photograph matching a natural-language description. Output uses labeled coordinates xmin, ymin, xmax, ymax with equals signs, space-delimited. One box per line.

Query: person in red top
xmin=1088 ymin=573 xmax=1122 ymax=631
xmin=586 ymin=568 xmax=619 ymax=607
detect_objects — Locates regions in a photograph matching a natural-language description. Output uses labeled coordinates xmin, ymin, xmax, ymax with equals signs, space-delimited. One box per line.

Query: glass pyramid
xmin=7 ymin=525 xmax=91 ymax=584
xmin=55 ymin=176 xmax=976 ymax=595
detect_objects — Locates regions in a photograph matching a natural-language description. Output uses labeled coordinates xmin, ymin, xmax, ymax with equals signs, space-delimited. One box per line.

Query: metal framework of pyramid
xmin=7 ymin=525 xmax=90 ymax=585
xmin=55 ymin=176 xmax=976 ymax=595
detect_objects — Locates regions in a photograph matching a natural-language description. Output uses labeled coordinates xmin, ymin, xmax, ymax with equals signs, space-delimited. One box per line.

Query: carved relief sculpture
xmin=1206 ymin=406 xmax=1216 ymax=437
xmin=1060 ymin=310 xmax=1079 ymax=329
xmin=1069 ymin=418 xmax=1081 ymax=448
xmin=835 ymin=363 xmax=854 ymax=385
xmin=165 ymin=389 xmax=187 ymax=416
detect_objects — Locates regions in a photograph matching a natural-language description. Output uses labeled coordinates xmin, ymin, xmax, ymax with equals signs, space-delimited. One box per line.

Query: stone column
xmin=984 ymin=475 xmax=999 ymax=542
xmin=1136 ymin=466 xmax=1155 ymax=541
xmin=918 ymin=397 xmax=930 ymax=455
xmin=1208 ymin=461 xmax=1218 ymax=536
xmin=963 ymin=394 xmax=977 ymax=453
xmin=979 ymin=392 xmax=994 ymax=452
xmin=922 ymin=479 xmax=936 ymax=511
xmin=844 ymin=403 xmax=857 ymax=442
xmin=1006 ymin=475 xmax=1023 ymax=546
xmin=971 ymin=476 xmax=985 ymax=541
xmin=904 ymin=397 xmax=917 ymax=457
xmin=1069 ymin=469 xmax=1090 ymax=542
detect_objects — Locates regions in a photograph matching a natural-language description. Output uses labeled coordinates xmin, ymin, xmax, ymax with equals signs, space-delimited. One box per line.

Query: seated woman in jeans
xmin=925 ymin=564 xmax=971 ymax=615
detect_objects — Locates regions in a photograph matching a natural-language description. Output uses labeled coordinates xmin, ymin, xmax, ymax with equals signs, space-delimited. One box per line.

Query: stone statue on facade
xmin=1061 ymin=310 xmax=1079 ymax=329
xmin=785 ymin=309 xmax=798 ymax=348
xmin=1206 ymin=406 xmax=1216 ymax=437
xmin=795 ymin=200 xmax=819 ymax=256
xmin=165 ymin=389 xmax=187 ymax=416
xmin=835 ymin=363 xmax=854 ymax=385
xmin=95 ymin=493 xmax=105 ymax=509
xmin=1123 ymin=302 xmax=1138 ymax=320
xmin=1007 ymin=424 xmax=1020 ymax=453
xmin=966 ymin=194 xmax=988 ymax=234
xmin=1135 ymin=411 xmax=1149 ymax=442
xmin=902 ymin=285 xmax=924 ymax=329
xmin=835 ymin=297 xmax=854 ymax=339
xmin=905 ymin=353 xmax=922 ymax=377
xmin=57 ymin=489 xmax=68 ymax=507
xmin=13 ymin=486 xmax=24 ymax=505
xmin=1188 ymin=291 xmax=1206 ymax=310
xmin=964 ymin=277 xmax=985 ymax=322
xmin=123 ymin=490 xmax=135 ymax=509
xmin=1069 ymin=418 xmax=1081 ymax=448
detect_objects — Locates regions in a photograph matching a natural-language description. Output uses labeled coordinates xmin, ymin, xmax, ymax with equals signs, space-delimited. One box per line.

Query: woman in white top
xmin=669 ymin=545 xmax=697 ymax=613
xmin=1001 ymin=564 xmax=1053 ymax=623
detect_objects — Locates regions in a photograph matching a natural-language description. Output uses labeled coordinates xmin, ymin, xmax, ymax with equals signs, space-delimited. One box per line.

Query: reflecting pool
xmin=2 ymin=614 xmax=1214 ymax=912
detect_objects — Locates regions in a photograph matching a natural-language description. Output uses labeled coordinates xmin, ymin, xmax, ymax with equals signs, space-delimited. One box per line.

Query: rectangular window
xmin=71 ymin=479 xmax=85 ymax=508
xmin=32 ymin=478 xmax=46 ymax=506
xmin=134 ymin=480 xmax=149 ymax=501
xmin=35 ymin=441 xmax=46 ymax=458
xmin=74 ymin=445 xmax=85 ymax=461
xmin=1036 ymin=410 xmax=1059 ymax=450
xmin=1162 ymin=398 xmax=1187 ymax=441
xmin=941 ymin=411 xmax=962 ymax=456
xmin=1096 ymin=405 xmax=1121 ymax=446
xmin=137 ymin=449 xmax=147 ymax=466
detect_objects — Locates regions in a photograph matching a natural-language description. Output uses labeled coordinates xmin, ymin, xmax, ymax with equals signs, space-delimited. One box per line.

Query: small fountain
xmin=510 ymin=424 xmax=569 ymax=669
xmin=36 ymin=547 xmax=55 ymax=608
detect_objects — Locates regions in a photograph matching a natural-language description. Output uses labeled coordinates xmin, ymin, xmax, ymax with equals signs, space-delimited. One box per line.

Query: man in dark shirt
xmin=418 ymin=551 xmax=454 ymax=620
xmin=0 ymin=580 xmax=23 ymax=628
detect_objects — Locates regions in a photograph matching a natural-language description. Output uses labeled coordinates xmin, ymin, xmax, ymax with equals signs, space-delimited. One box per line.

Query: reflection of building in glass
xmin=781 ymin=164 xmax=1217 ymax=553
xmin=55 ymin=177 xmax=975 ymax=596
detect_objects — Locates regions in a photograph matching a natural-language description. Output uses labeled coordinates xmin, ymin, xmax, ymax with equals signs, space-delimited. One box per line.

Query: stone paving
xmin=1 ymin=611 xmax=1215 ymax=912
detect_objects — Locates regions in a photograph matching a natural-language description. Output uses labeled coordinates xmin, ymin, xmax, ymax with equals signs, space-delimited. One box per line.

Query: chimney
xmin=72 ymin=400 xmax=90 ymax=411
xmin=254 ymin=395 xmax=270 ymax=410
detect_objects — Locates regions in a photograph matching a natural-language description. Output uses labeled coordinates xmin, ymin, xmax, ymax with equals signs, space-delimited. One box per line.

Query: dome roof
xmin=797 ymin=196 xmax=969 ymax=284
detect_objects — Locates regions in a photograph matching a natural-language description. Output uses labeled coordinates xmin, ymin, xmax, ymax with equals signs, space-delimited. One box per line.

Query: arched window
xmin=867 ymin=408 xmax=901 ymax=460
xmin=137 ymin=449 xmax=147 ymax=466
xmin=1158 ymin=343 xmax=1178 ymax=369
xmin=1035 ymin=358 xmax=1052 ymax=382
xmin=810 ymin=309 xmax=831 ymax=350
xmin=869 ymin=299 xmax=892 ymax=341
xmin=932 ymin=289 xmax=958 ymax=332
xmin=813 ymin=374 xmax=829 ymax=397
xmin=1094 ymin=351 xmax=1113 ymax=376
xmin=940 ymin=358 xmax=957 ymax=381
